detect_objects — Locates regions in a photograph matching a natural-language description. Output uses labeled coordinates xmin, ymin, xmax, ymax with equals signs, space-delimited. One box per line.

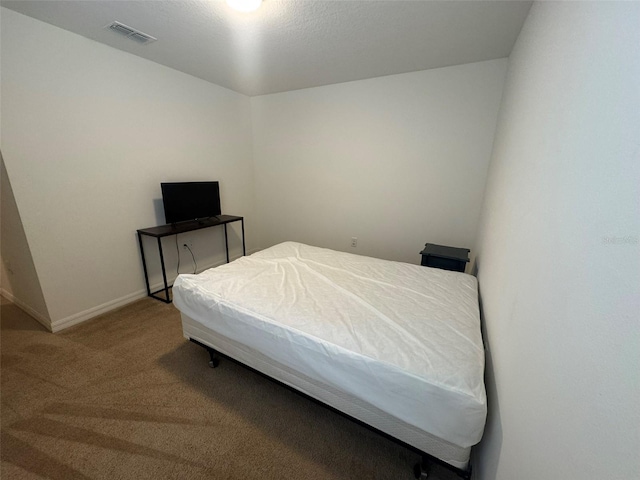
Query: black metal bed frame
xmin=189 ymin=338 xmax=473 ymax=480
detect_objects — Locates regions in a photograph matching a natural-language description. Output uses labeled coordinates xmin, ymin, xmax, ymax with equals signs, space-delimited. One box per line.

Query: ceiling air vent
xmin=107 ymin=21 xmax=157 ymax=45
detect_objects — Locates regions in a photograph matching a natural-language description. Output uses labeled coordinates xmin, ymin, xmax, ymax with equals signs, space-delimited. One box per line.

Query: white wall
xmin=251 ymin=59 xmax=507 ymax=265
xmin=1 ymin=154 xmax=51 ymax=328
xmin=0 ymin=8 xmax=256 ymax=330
xmin=474 ymin=2 xmax=640 ymax=479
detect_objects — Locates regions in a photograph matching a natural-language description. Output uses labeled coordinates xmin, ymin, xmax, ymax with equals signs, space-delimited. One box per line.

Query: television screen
xmin=161 ymin=181 xmax=221 ymax=224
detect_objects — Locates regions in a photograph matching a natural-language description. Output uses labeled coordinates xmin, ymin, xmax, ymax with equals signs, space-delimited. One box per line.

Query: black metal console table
xmin=137 ymin=215 xmax=245 ymax=303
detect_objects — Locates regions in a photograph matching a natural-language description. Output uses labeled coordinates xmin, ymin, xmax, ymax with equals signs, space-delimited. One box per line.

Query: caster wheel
xmin=208 ymin=358 xmax=219 ymax=368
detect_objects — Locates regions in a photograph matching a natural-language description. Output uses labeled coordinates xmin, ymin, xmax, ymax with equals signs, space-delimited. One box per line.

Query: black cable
xmin=176 ymin=234 xmax=181 ymax=275
xmin=184 ymin=244 xmax=197 ymax=274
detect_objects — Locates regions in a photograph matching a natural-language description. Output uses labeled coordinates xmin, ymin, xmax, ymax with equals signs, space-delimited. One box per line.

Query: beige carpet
xmin=1 ymin=295 xmax=460 ymax=480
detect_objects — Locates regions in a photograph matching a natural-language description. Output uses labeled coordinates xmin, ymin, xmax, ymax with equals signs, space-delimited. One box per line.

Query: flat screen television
xmin=161 ymin=181 xmax=221 ymax=224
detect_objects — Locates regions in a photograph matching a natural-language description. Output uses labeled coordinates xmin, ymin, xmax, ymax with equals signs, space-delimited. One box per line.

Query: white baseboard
xmin=50 ymin=289 xmax=149 ymax=333
xmin=4 ymin=252 xmax=259 ymax=334
xmin=50 ymin=251 xmax=258 ymax=333
xmin=0 ymin=288 xmax=52 ymax=332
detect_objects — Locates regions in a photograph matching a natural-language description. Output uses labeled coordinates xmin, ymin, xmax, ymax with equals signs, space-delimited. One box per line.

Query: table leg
xmin=241 ymin=218 xmax=246 ymax=256
xmin=138 ymin=232 xmax=151 ymax=297
xmin=157 ymin=237 xmax=170 ymax=302
xmin=224 ymin=224 xmax=230 ymax=263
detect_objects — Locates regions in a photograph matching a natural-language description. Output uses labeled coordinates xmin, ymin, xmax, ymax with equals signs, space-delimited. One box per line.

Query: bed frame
xmin=187 ymin=336 xmax=473 ymax=480
xmin=174 ymin=242 xmax=484 ymax=479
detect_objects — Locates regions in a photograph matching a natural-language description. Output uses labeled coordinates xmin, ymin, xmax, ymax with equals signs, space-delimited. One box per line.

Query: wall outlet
xmin=351 ymin=237 xmax=358 ymax=248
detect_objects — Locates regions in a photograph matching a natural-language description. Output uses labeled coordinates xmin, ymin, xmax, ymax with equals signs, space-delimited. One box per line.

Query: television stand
xmin=137 ymin=215 xmax=245 ymax=303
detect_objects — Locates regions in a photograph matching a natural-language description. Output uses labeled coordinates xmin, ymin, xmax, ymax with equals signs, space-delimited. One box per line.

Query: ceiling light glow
xmin=226 ymin=0 xmax=262 ymax=13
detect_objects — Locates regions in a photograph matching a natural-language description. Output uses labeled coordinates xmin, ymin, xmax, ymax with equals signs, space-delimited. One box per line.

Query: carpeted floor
xmin=1 ymin=295 xmax=460 ymax=479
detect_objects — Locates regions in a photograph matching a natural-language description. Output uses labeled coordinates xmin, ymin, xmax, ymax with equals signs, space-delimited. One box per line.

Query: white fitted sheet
xmin=173 ymin=242 xmax=486 ymax=449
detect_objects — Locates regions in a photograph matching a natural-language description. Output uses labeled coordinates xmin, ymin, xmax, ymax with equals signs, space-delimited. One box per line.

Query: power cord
xmin=175 ymin=235 xmax=181 ymax=275
xmin=175 ymin=234 xmax=197 ymax=275
xmin=183 ymin=244 xmax=197 ymax=274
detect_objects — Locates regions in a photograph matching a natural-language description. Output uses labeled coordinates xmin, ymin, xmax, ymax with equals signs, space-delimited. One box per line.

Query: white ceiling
xmin=1 ymin=0 xmax=532 ymax=96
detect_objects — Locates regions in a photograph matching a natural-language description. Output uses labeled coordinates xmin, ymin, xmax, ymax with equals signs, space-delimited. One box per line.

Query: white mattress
xmin=173 ymin=242 xmax=486 ymax=450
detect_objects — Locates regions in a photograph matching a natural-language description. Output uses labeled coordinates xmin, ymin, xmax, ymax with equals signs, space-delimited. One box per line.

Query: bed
xmin=172 ymin=242 xmax=486 ymax=478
